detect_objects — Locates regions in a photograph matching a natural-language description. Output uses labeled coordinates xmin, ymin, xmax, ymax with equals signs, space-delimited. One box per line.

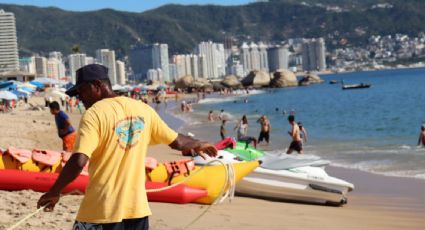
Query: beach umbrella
xmin=17 ymin=89 xmax=31 ymax=96
xmin=157 ymin=85 xmax=167 ymax=90
xmin=20 ymin=87 xmax=35 ymax=93
xmin=112 ymin=84 xmax=124 ymax=91
xmin=0 ymin=91 xmax=18 ymax=100
xmin=0 ymin=81 xmax=13 ymax=90
xmin=63 ymin=82 xmax=75 ymax=90
xmin=22 ymin=83 xmax=37 ymax=90
xmin=46 ymin=90 xmax=69 ymax=99
xmin=29 ymin=81 xmax=45 ymax=88
xmin=11 ymin=90 xmax=27 ymax=98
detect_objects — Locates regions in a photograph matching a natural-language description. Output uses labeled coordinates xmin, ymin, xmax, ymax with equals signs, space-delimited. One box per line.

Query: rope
xmin=7 ymin=160 xmax=236 ymax=230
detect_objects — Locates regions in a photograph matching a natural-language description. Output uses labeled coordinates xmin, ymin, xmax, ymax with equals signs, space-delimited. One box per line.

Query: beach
xmin=1 ymin=96 xmax=425 ymax=230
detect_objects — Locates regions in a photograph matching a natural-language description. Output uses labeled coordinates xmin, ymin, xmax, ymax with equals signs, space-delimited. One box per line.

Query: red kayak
xmin=0 ymin=170 xmax=207 ymax=204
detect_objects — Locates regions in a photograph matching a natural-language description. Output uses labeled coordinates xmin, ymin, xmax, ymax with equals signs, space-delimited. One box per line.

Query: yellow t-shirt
xmin=73 ymin=96 xmax=178 ymax=223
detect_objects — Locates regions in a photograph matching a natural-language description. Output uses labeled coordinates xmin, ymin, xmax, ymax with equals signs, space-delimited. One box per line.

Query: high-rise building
xmin=197 ymin=41 xmax=226 ymax=79
xmin=48 ymin=52 xmax=65 ymax=80
xmin=147 ymin=68 xmax=162 ymax=82
xmin=240 ymin=42 xmax=269 ymax=75
xmin=267 ymin=45 xmax=289 ymax=72
xmin=19 ymin=57 xmax=36 ymax=74
xmin=96 ymin=49 xmax=117 ymax=85
xmin=198 ymin=55 xmax=207 ymax=79
xmin=0 ymin=10 xmax=19 ymax=72
xmin=169 ymin=64 xmax=178 ymax=81
xmin=302 ymin=38 xmax=327 ymax=71
xmin=116 ymin=60 xmax=126 ymax=85
xmin=129 ymin=43 xmax=169 ymax=82
xmin=34 ymin=56 xmax=47 ymax=78
xmin=68 ymin=53 xmax=87 ymax=84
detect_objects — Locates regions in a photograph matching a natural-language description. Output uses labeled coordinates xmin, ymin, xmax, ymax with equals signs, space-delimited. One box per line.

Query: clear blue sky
xmin=0 ymin=0 xmax=253 ymax=12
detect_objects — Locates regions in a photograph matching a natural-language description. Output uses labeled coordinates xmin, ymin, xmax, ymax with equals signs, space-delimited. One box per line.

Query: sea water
xmin=173 ymin=67 xmax=425 ymax=179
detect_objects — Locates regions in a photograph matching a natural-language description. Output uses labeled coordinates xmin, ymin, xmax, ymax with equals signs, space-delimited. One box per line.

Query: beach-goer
xmin=181 ymin=100 xmax=186 ymax=112
xmin=48 ymin=101 xmax=76 ymax=152
xmin=220 ymin=120 xmax=227 ymax=140
xmin=298 ymin=122 xmax=308 ymax=143
xmin=257 ymin=115 xmax=271 ymax=145
xmin=418 ymin=124 xmax=425 ymax=147
xmin=37 ymin=64 xmax=217 ymax=229
xmin=286 ymin=115 xmax=303 ymax=154
xmin=208 ymin=110 xmax=215 ymax=121
xmin=219 ymin=109 xmax=225 ymax=120
xmin=234 ymin=115 xmax=257 ymax=148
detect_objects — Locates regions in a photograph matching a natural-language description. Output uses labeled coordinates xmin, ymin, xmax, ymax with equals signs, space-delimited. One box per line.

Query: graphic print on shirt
xmin=114 ymin=116 xmax=145 ymax=150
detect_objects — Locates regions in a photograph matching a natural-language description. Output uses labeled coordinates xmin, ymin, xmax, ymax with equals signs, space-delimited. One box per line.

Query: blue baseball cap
xmin=65 ymin=64 xmax=109 ymax=97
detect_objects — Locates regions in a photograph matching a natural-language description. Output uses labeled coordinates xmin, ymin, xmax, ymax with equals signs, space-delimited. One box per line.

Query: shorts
xmin=289 ymin=140 xmax=303 ymax=152
xmin=62 ymin=132 xmax=76 ymax=152
xmin=258 ymin=131 xmax=270 ymax=143
xmin=73 ymin=217 xmax=149 ymax=230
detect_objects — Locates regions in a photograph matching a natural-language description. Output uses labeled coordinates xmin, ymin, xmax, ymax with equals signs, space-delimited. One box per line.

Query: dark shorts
xmin=73 ymin=217 xmax=149 ymax=230
xmin=258 ymin=131 xmax=270 ymax=143
xmin=289 ymin=141 xmax=303 ymax=152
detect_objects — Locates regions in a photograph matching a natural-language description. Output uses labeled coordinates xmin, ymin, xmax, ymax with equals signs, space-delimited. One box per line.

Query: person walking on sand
xmin=37 ymin=64 xmax=217 ymax=229
xmin=286 ymin=115 xmax=303 ymax=154
xmin=257 ymin=115 xmax=271 ymax=145
xmin=418 ymin=124 xmax=425 ymax=147
xmin=49 ymin=101 xmax=76 ymax=152
xmin=234 ymin=115 xmax=257 ymax=148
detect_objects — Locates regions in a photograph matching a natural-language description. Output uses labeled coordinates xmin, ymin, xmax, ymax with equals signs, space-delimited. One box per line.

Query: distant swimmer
xmin=275 ymin=107 xmax=279 ymax=112
xmin=418 ymin=124 xmax=425 ymax=147
xmin=257 ymin=115 xmax=271 ymax=145
xmin=208 ymin=110 xmax=215 ymax=121
xmin=286 ymin=115 xmax=303 ymax=154
xmin=218 ymin=109 xmax=225 ymax=120
xmin=244 ymin=98 xmax=248 ymax=103
xmin=298 ymin=122 xmax=308 ymax=143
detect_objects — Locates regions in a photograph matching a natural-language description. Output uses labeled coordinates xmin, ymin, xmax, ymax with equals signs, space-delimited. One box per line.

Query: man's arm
xmin=37 ymin=153 xmax=88 ymax=211
xmin=169 ymin=134 xmax=217 ymax=159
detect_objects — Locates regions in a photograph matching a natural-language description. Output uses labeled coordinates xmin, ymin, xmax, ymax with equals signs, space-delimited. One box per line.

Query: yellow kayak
xmin=148 ymin=161 xmax=260 ymax=204
xmin=0 ymin=152 xmax=63 ymax=173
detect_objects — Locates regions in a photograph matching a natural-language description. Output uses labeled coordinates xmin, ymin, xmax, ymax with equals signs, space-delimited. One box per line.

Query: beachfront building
xmin=19 ymin=57 xmax=36 ymax=74
xmin=169 ymin=64 xmax=178 ymax=81
xmin=171 ymin=54 xmax=208 ymax=80
xmin=49 ymin=52 xmax=66 ymax=80
xmin=129 ymin=43 xmax=170 ymax=82
xmin=34 ymin=56 xmax=47 ymax=78
xmin=230 ymin=60 xmax=244 ymax=78
xmin=147 ymin=68 xmax=163 ymax=82
xmin=0 ymin=10 xmax=19 ymax=73
xmin=68 ymin=53 xmax=87 ymax=84
xmin=267 ymin=45 xmax=290 ymax=72
xmin=96 ymin=49 xmax=117 ymax=85
xmin=116 ymin=60 xmax=126 ymax=85
xmin=241 ymin=42 xmax=269 ymax=75
xmin=302 ymin=38 xmax=327 ymax=71
xmin=196 ymin=41 xmax=226 ymax=79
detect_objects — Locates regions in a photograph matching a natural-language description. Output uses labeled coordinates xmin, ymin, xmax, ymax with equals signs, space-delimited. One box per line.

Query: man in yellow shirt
xmin=37 ymin=64 xmax=217 ymax=229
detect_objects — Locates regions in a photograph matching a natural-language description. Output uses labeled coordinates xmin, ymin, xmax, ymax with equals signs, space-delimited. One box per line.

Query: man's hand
xmin=194 ymin=142 xmax=217 ymax=160
xmin=37 ymin=191 xmax=60 ymax=212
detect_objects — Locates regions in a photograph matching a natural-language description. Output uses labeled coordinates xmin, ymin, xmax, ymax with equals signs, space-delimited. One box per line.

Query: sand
xmin=1 ymin=96 xmax=425 ymax=230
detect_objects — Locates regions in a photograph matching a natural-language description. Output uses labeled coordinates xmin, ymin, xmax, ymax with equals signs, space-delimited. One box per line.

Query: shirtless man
xmin=257 ymin=115 xmax=271 ymax=145
xmin=418 ymin=124 xmax=425 ymax=147
xmin=286 ymin=115 xmax=303 ymax=154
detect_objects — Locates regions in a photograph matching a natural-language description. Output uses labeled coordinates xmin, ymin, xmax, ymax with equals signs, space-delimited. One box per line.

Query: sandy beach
xmin=1 ymin=96 xmax=425 ymax=230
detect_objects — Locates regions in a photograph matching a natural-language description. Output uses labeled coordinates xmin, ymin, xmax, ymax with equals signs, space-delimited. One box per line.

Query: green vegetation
xmin=1 ymin=0 xmax=425 ymax=58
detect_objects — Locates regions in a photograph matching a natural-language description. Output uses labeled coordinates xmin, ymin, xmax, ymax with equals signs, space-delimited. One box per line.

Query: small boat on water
xmin=342 ymin=83 xmax=371 ymax=90
xmin=329 ymin=80 xmax=339 ymax=84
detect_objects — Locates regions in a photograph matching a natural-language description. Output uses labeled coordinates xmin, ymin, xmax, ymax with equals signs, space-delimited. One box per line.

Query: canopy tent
xmin=46 ymin=90 xmax=69 ymax=100
xmin=0 ymin=81 xmax=14 ymax=90
xmin=0 ymin=91 xmax=18 ymax=100
xmin=17 ymin=89 xmax=32 ymax=96
xmin=33 ymin=77 xmax=67 ymax=86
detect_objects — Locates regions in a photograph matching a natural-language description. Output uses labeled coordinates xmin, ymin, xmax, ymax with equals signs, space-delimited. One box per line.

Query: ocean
xmin=171 ymin=67 xmax=425 ymax=180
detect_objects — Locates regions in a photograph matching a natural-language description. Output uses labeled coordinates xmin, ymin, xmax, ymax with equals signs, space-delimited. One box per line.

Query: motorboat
xmin=194 ymin=150 xmax=354 ymax=206
xmin=342 ymin=83 xmax=371 ymax=90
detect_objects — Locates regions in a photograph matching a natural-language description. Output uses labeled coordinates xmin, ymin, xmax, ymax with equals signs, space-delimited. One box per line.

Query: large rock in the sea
xmin=193 ymin=78 xmax=213 ymax=90
xmin=241 ymin=70 xmax=270 ymax=88
xmin=298 ymin=73 xmax=324 ymax=86
xmin=222 ymin=75 xmax=241 ymax=88
xmin=175 ymin=75 xmax=194 ymax=89
xmin=270 ymin=69 xmax=298 ymax=87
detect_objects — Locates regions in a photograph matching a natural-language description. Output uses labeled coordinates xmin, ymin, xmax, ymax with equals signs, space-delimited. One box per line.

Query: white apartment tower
xmin=302 ymin=38 xmax=327 ymax=71
xmin=68 ymin=53 xmax=87 ymax=84
xmin=34 ymin=56 xmax=47 ymax=78
xmin=116 ymin=60 xmax=126 ymax=85
xmin=152 ymin=43 xmax=170 ymax=82
xmin=197 ymin=41 xmax=226 ymax=79
xmin=96 ymin=49 xmax=117 ymax=85
xmin=267 ymin=45 xmax=289 ymax=72
xmin=0 ymin=10 xmax=19 ymax=72
xmin=241 ymin=42 xmax=269 ymax=75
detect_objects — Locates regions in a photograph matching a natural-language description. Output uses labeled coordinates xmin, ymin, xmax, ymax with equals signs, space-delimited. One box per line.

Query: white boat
xmin=194 ymin=150 xmax=354 ymax=205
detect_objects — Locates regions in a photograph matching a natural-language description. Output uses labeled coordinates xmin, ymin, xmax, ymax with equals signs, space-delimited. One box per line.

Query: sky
xmin=0 ymin=0 xmax=253 ymax=12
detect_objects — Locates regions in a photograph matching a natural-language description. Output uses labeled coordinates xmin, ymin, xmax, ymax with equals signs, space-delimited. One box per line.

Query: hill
xmin=1 ymin=0 xmax=425 ymax=58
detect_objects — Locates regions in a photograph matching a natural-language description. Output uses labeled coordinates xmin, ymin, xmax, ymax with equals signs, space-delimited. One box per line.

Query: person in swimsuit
xmin=418 ymin=124 xmax=425 ymax=147
xmin=220 ymin=120 xmax=227 ymax=140
xmin=234 ymin=115 xmax=257 ymax=148
xmin=287 ymin=115 xmax=303 ymax=154
xmin=257 ymin=115 xmax=271 ymax=145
